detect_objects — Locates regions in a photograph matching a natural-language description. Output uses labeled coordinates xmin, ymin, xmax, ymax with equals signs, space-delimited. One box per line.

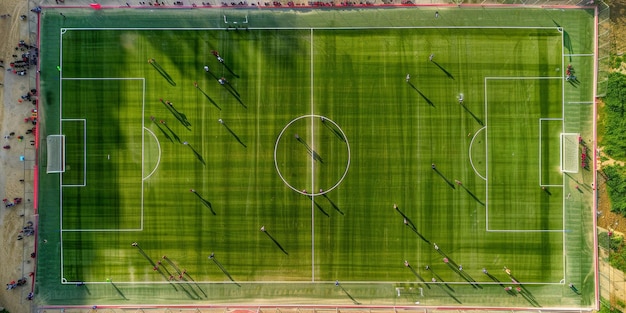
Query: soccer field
xmin=36 ymin=6 xmax=597 ymax=309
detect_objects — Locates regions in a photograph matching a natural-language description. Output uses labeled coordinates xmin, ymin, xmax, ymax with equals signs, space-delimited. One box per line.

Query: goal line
xmin=46 ymin=134 xmax=65 ymax=173
xmin=560 ymin=133 xmax=580 ymax=174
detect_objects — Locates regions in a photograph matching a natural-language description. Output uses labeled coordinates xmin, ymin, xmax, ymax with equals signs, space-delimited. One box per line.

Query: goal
xmin=47 ymin=135 xmax=65 ymax=173
xmin=560 ymin=133 xmax=579 ymax=173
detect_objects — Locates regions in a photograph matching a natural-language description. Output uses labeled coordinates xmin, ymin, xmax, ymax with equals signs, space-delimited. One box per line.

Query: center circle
xmin=274 ymin=115 xmax=350 ymax=196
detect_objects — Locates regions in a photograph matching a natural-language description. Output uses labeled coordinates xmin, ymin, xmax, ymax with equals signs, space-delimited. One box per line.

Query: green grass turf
xmin=36 ymin=7 xmax=596 ymax=308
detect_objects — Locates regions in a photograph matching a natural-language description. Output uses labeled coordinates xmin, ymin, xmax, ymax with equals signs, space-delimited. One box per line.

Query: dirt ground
xmin=597 ymin=0 xmax=626 ymax=233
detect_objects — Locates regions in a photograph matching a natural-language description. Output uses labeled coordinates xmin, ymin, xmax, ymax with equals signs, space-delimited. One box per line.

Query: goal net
xmin=561 ymin=133 xmax=579 ymax=173
xmin=47 ymin=135 xmax=65 ymax=173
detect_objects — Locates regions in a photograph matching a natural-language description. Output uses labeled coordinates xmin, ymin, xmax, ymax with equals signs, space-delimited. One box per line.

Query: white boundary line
xmin=538 ymin=118 xmax=564 ymax=187
xmin=310 ymin=28 xmax=315 ymax=282
xmin=60 ymin=280 xmax=569 ymax=285
xmin=58 ymin=76 xmax=145 ymax=279
xmin=567 ymin=101 xmax=594 ymax=104
xmin=59 ymin=118 xmax=87 ymax=187
xmin=564 ymin=54 xmax=594 ymax=57
xmin=484 ymin=76 xmax=566 ymax=233
xmin=60 ymin=26 xmax=559 ymax=31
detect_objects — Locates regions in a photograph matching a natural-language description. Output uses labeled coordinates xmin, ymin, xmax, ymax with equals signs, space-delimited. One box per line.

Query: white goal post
xmin=560 ymin=133 xmax=579 ymax=173
xmin=47 ymin=134 xmax=66 ymax=173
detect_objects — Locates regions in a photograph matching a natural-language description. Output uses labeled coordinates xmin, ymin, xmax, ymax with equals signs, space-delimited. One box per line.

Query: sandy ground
xmin=0 ymin=0 xmax=38 ymax=313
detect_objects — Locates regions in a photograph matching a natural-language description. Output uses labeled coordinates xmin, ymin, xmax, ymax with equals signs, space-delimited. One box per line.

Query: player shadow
xmin=567 ymin=77 xmax=581 ymax=88
xmin=432 ymin=167 xmax=456 ymax=189
xmin=321 ymin=118 xmax=346 ymax=142
xmin=307 ymin=196 xmax=330 ymax=217
xmin=458 ymin=184 xmax=485 ymax=206
xmin=181 ymin=272 xmax=208 ymax=298
xmin=407 ymin=82 xmax=435 ymax=107
xmin=149 ymin=59 xmax=176 ymax=86
xmin=194 ymin=82 xmax=221 ymax=111
xmin=191 ymin=190 xmax=216 ymax=215
xmin=223 ymin=63 xmax=240 ymax=78
xmin=426 ymin=267 xmax=455 ymax=293
xmin=151 ymin=117 xmax=173 ymax=143
xmin=160 ymin=99 xmax=191 ymax=130
xmin=133 ymin=243 xmax=179 ymax=291
xmin=335 ymin=282 xmax=361 ymax=305
xmin=183 ymin=142 xmax=206 ymax=166
xmin=322 ymin=194 xmax=344 ymax=215
xmin=459 ymin=103 xmax=484 ymax=126
xmin=160 ymin=121 xmax=181 ymax=143
xmin=395 ymin=204 xmax=430 ymax=243
xmin=295 ymin=134 xmax=323 ymax=163
xmin=109 ymin=281 xmax=128 ymax=300
xmin=76 ymin=282 xmax=91 ymax=295
xmin=262 ymin=229 xmax=289 ymax=255
xmin=553 ymin=20 xmax=574 ymax=61
xmin=220 ymin=121 xmax=247 ymax=148
xmin=406 ymin=264 xmax=431 ymax=289
xmin=431 ymin=61 xmax=454 ymax=80
xmin=444 ymin=262 xmax=481 ymax=289
xmin=437 ymin=283 xmax=462 ymax=304
xmin=219 ymin=80 xmax=247 ymax=109
xmin=209 ymin=253 xmax=241 ymax=287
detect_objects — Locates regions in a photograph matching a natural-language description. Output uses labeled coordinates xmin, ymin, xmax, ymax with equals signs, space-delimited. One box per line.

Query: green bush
xmin=601 ymin=72 xmax=626 ymax=159
xmin=603 ymin=165 xmax=626 ymax=216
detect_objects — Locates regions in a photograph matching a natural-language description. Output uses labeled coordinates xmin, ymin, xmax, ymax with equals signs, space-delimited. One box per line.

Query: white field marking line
xmin=593 ymin=8 xmax=600 ymax=304
xmin=141 ymin=78 xmax=146 ymax=230
xmin=59 ymin=28 xmax=65 ymax=281
xmin=61 ymin=26 xmax=560 ymax=31
xmin=567 ymin=101 xmax=594 ymax=104
xmin=484 ymin=76 xmax=562 ymax=80
xmin=62 ymin=228 xmax=142 ymax=232
xmin=468 ymin=126 xmax=487 ymax=181
xmin=310 ymin=28 xmax=315 ymax=283
xmin=62 ymin=77 xmax=144 ymax=80
xmin=484 ymin=77 xmax=489 ymax=231
xmin=142 ymin=127 xmax=162 ymax=181
xmin=59 ymin=280 xmax=568 ymax=285
xmin=274 ymin=116 xmax=350 ymax=195
xmin=59 ymin=119 xmax=87 ymax=187
xmin=560 ymin=29 xmax=566 ymax=281
xmin=538 ymin=118 xmax=563 ymax=186
xmin=59 ymin=29 xmax=63 ymax=281
xmin=485 ymin=78 xmax=566 ymax=233
xmin=564 ymin=54 xmax=594 ymax=57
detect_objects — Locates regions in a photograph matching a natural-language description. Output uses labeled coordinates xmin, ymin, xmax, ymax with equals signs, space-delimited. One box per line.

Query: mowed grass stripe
xmin=37 ymin=7 xmax=595 ymax=305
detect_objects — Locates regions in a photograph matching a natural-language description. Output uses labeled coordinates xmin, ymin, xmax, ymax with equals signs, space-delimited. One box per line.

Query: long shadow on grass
xmin=407 ymin=82 xmax=435 ymax=107
xmin=459 ymin=103 xmax=484 ymax=126
xmin=193 ymin=82 xmax=221 ymax=111
xmin=151 ymin=116 xmax=173 ymax=142
xmin=307 ymin=196 xmax=330 ymax=217
xmin=109 ymin=280 xmax=128 ymax=300
xmin=261 ymin=226 xmax=288 ymax=255
xmin=208 ymin=253 xmax=241 ymax=287
xmin=321 ymin=193 xmax=343 ymax=215
xmin=431 ymin=61 xmax=454 ymax=80
xmin=404 ymin=262 xmax=430 ymax=289
xmin=190 ymin=189 xmax=216 ymax=215
xmin=432 ymin=167 xmax=456 ymax=189
xmin=218 ymin=119 xmax=246 ymax=148
xmin=149 ymin=58 xmax=176 ymax=86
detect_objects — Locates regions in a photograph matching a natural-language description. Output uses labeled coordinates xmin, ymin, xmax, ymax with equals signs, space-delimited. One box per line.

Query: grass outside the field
xmin=36 ymin=7 xmax=596 ymax=308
